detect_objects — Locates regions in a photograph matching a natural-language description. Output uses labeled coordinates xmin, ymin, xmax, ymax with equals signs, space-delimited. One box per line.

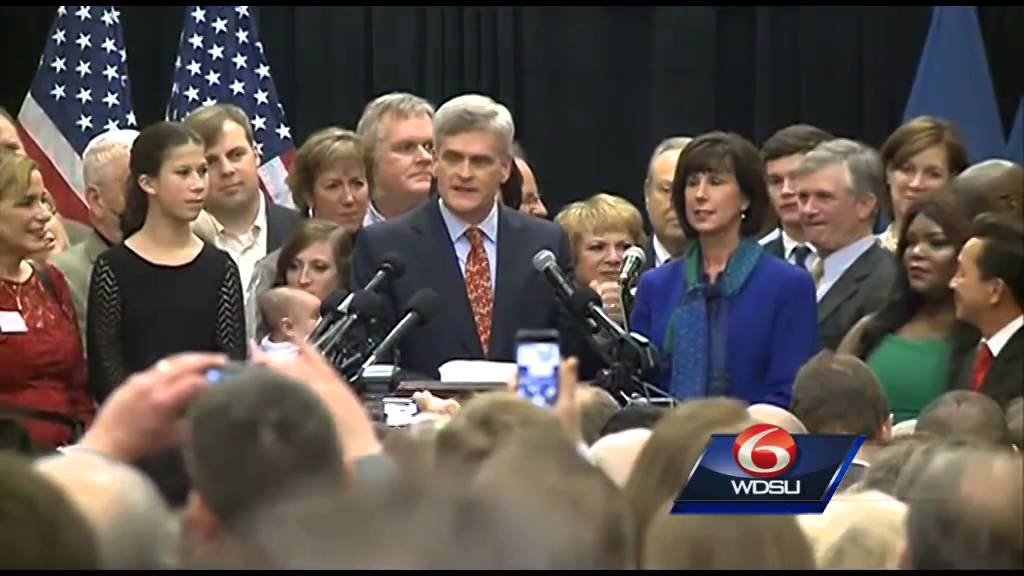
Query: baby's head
xmin=258 ymin=286 xmax=322 ymax=342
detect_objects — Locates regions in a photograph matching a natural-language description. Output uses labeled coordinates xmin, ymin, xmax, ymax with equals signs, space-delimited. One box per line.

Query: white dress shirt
xmin=652 ymin=234 xmax=674 ymax=267
xmin=204 ymin=194 xmax=269 ymax=301
xmin=985 ymin=315 xmax=1024 ymax=358
xmin=779 ymin=229 xmax=818 ymax=271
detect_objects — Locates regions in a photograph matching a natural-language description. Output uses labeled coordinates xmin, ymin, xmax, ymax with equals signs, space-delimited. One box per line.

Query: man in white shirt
xmin=185 ymin=104 xmax=300 ymax=337
xmin=355 ymin=93 xmax=436 ymax=228
xmin=759 ymin=124 xmax=834 ymax=271
xmin=793 ymin=139 xmax=897 ymax=350
xmin=640 ymin=137 xmax=691 ymax=272
xmin=949 ymin=213 xmax=1024 ymax=407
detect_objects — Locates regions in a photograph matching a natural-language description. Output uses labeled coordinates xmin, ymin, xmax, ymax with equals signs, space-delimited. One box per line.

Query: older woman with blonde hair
xmin=555 ymin=192 xmax=647 ymax=324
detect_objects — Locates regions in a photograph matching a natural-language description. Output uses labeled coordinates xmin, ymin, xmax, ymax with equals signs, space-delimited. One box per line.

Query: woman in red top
xmin=0 ymin=150 xmax=94 ymax=448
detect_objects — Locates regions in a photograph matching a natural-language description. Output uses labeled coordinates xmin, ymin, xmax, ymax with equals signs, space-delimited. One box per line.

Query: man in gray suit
xmin=52 ymin=130 xmax=139 ymax=349
xmin=792 ymin=139 xmax=897 ymax=350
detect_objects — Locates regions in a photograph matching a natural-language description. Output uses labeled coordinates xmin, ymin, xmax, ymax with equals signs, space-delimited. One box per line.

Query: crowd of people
xmin=0 ymin=89 xmax=1022 ymax=568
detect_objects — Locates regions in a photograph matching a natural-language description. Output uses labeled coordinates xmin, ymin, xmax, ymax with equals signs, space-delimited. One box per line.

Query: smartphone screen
xmin=516 ymin=332 xmax=560 ymax=408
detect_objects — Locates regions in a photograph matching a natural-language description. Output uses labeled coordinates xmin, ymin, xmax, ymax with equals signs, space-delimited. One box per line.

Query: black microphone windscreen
xmin=319 ymin=290 xmax=348 ymax=316
xmin=381 ymin=252 xmax=407 ymax=278
xmin=348 ymin=290 xmax=385 ymax=316
xmin=406 ymin=289 xmax=441 ymax=324
xmin=569 ymin=286 xmax=601 ymax=317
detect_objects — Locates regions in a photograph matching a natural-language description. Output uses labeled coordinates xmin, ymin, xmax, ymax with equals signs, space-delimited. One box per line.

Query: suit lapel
xmin=489 ymin=207 xmax=529 ymax=359
xmin=818 ymin=244 xmax=879 ymax=323
xmin=983 ymin=327 xmax=1024 ymax=392
xmin=415 ymin=201 xmax=483 ymax=358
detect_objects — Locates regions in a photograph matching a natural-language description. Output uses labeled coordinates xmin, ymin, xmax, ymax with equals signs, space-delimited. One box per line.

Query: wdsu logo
xmin=673 ymin=424 xmax=863 ymax=514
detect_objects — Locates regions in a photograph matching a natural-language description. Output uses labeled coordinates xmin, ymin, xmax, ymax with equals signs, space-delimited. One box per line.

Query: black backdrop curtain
xmin=2 ymin=6 xmax=1021 ymax=217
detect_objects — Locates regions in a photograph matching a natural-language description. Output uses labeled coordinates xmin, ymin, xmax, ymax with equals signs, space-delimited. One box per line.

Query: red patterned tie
xmin=971 ymin=342 xmax=992 ymax=391
xmin=464 ymin=227 xmax=493 ymax=355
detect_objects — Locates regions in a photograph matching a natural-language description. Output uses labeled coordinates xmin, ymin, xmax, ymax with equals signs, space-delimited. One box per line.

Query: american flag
xmin=17 ymin=5 xmax=136 ymax=223
xmin=166 ymin=6 xmax=295 ymax=208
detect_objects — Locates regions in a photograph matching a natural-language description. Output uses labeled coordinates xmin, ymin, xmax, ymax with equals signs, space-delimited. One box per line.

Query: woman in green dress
xmin=839 ymin=188 xmax=977 ymax=422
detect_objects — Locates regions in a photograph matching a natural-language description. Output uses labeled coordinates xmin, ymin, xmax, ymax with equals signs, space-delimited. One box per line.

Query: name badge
xmin=0 ymin=311 xmax=28 ymax=334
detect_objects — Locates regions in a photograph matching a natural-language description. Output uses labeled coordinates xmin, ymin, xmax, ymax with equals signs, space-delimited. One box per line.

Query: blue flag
xmin=903 ymin=6 xmax=1005 ymax=163
xmin=1006 ymin=98 xmax=1023 ymax=164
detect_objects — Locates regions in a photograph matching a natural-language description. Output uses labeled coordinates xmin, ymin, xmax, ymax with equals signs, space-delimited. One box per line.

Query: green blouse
xmin=867 ymin=334 xmax=952 ymax=423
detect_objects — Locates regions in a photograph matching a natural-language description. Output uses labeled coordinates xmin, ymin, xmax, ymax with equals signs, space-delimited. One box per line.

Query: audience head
xmin=895 ymin=187 xmax=971 ymax=300
xmin=0 ymin=106 xmax=26 ymax=155
xmin=673 ymin=132 xmax=768 ymax=241
xmin=183 ymin=103 xmax=260 ymax=218
xmin=761 ymin=124 xmax=835 ymax=236
xmin=916 ymin=390 xmax=1011 ymax=447
xmin=258 ymin=286 xmax=322 ymax=342
xmin=287 ymin=127 xmax=370 ymax=233
xmin=587 ymin=428 xmax=652 ymax=488
xmin=798 ymin=489 xmax=907 ymax=570
xmin=555 ymin=193 xmax=647 ymax=287
xmin=881 ymin=116 xmax=968 ymax=227
xmin=793 ymin=138 xmax=885 ymax=257
xmin=433 ymin=94 xmax=515 ymax=226
xmin=498 ymin=150 xmax=523 ymax=209
xmin=512 ymin=142 xmax=547 ymax=218
xmin=747 ymin=403 xmax=808 ymax=434
xmin=1007 ymin=397 xmax=1023 ymax=450
xmin=34 ymin=453 xmax=179 ymax=569
xmin=953 ymin=159 xmax=1024 ymax=223
xmin=0 ymin=453 xmax=99 ymax=569
xmin=790 ymin=350 xmax=891 ymax=442
xmin=644 ymin=509 xmax=815 ymax=569
xmin=624 ymin=398 xmax=753 ymax=556
xmin=183 ymin=365 xmax=347 ymax=545
xmin=273 ymin=219 xmax=352 ymax=301
xmin=903 ymin=446 xmax=1023 ymax=569
xmin=83 ymin=129 xmax=139 ymax=242
xmin=475 ymin=428 xmax=635 ymax=568
xmin=950 ymin=213 xmax=1024 ymax=333
xmin=356 ymin=92 xmax=435 ymax=218
xmin=0 ymin=149 xmax=52 ymax=261
xmin=574 ymin=383 xmax=621 ymax=446
xmin=644 ymin=136 xmax=691 ymax=254
xmin=121 ymin=121 xmax=206 ymax=238
xmin=600 ymin=402 xmax=667 ymax=436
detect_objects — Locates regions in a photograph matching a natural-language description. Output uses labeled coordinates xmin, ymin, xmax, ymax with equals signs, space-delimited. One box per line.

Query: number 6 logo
xmin=732 ymin=424 xmax=797 ymax=478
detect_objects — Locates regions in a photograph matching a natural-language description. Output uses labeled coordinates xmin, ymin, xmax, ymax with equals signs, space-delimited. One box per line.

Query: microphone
xmin=618 ymin=246 xmax=647 ymax=285
xmin=334 ymin=252 xmax=406 ymax=317
xmin=569 ymin=286 xmax=627 ymax=339
xmin=359 ymin=289 xmax=440 ymax=372
xmin=532 ymin=249 xmax=575 ymax=302
xmin=308 ymin=290 xmax=349 ymax=343
xmin=312 ymin=289 xmax=386 ymax=351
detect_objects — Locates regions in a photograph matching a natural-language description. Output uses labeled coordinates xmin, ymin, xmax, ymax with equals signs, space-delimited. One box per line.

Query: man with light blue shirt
xmin=793 ymin=139 xmax=897 ymax=350
xmin=349 ymin=94 xmax=575 ymax=378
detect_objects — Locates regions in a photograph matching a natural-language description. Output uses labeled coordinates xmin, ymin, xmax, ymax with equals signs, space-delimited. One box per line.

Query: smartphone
xmin=204 ymin=361 xmax=252 ymax=385
xmin=515 ymin=329 xmax=561 ymax=408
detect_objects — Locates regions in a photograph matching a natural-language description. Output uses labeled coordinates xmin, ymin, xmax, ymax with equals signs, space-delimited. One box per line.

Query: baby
xmin=256 ymin=286 xmax=322 ymax=358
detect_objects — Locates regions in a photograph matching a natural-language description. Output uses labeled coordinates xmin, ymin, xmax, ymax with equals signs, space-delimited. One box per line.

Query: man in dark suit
xmin=351 ymin=94 xmax=575 ymax=378
xmin=758 ymin=124 xmax=834 ymax=271
xmin=793 ymin=139 xmax=898 ymax=351
xmin=949 ymin=214 xmax=1024 ymax=408
xmin=639 ymin=137 xmax=691 ymax=275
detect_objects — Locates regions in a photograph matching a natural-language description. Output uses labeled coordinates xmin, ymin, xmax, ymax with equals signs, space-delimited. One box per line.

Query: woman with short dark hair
xmin=630 ymin=132 xmax=819 ymax=407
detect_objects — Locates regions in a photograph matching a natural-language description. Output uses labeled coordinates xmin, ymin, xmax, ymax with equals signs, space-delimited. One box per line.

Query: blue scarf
xmin=663 ymin=238 xmax=763 ymax=400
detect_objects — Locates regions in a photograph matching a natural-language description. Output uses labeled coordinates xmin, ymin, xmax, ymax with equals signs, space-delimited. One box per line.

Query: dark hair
xmin=905 ymin=447 xmax=1023 ymax=570
xmin=672 ymin=131 xmax=768 ymax=238
xmin=500 ymin=153 xmax=523 ymax=209
xmin=760 ymin=124 xmax=835 ymax=163
xmin=790 ymin=350 xmax=890 ymax=439
xmin=0 ymin=453 xmax=99 ymax=569
xmin=971 ymin=213 xmax=1024 ymax=307
xmin=881 ymin=116 xmax=968 ymax=176
xmin=184 ymin=366 xmax=346 ymax=526
xmin=916 ymin=390 xmax=1011 ymax=446
xmin=120 ymin=121 xmax=204 ymax=238
xmin=600 ymin=404 xmax=667 ymax=437
xmin=273 ymin=219 xmax=354 ymax=291
xmin=860 ymin=188 xmax=979 ymax=384
xmin=0 ymin=105 xmax=14 ymax=124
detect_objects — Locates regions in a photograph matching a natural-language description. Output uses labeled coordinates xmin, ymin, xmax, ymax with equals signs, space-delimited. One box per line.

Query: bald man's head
xmin=954 ymin=160 xmax=1024 ymax=223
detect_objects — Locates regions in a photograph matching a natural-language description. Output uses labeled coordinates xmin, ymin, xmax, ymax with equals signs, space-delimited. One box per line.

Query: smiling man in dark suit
xmin=949 ymin=214 xmax=1024 ymax=408
xmin=793 ymin=139 xmax=897 ymax=351
xmin=350 ymin=94 xmax=574 ymax=378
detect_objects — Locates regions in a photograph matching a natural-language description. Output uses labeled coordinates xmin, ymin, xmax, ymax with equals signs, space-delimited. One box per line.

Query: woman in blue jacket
xmin=630 ymin=132 xmax=819 ymax=407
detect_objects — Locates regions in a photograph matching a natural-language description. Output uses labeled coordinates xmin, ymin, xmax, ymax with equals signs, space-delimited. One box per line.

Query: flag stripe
xmin=258 ymin=153 xmax=294 ymax=208
xmin=18 ymin=93 xmax=87 ymax=204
